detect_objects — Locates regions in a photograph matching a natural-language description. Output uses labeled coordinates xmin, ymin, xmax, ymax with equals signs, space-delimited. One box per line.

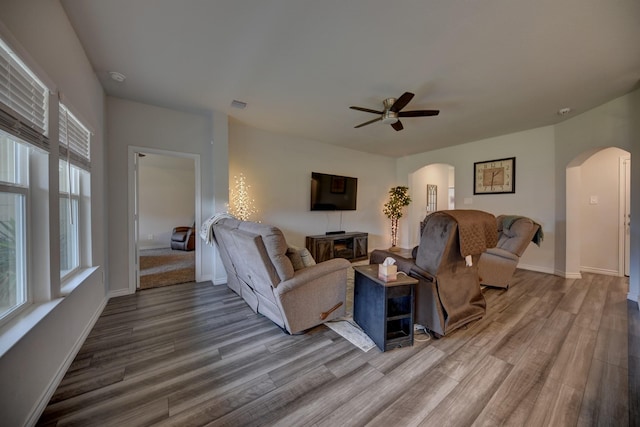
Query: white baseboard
xmin=554 ymin=269 xmax=582 ymax=279
xmin=580 ymin=266 xmax=621 ymax=277
xmin=197 ymin=274 xmax=213 ymax=284
xmin=139 ymin=244 xmax=170 ymax=250
xmin=517 ymin=263 xmax=555 ymax=275
xmin=26 ymin=294 xmax=108 ymax=427
xmin=109 ymin=287 xmax=133 ymax=298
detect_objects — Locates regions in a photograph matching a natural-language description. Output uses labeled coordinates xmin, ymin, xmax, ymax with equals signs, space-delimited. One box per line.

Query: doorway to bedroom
xmin=136 ymin=151 xmax=196 ymax=289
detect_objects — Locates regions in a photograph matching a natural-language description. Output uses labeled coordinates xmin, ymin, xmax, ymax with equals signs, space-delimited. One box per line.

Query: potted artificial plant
xmin=383 ymin=186 xmax=411 ymax=252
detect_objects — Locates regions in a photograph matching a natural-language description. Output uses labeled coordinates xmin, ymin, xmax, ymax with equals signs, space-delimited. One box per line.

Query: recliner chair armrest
xmin=409 ymin=265 xmax=436 ymax=283
xmin=276 ymin=258 xmax=350 ymax=294
xmin=484 ymin=247 xmax=519 ymax=262
xmin=369 ymin=250 xmax=415 ymax=274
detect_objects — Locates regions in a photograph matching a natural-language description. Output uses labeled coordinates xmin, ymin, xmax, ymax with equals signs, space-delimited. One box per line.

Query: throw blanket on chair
xmin=200 ymin=212 xmax=235 ymax=245
xmin=440 ymin=210 xmax=498 ymax=257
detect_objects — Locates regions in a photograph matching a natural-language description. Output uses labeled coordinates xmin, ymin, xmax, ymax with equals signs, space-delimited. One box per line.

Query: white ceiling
xmin=60 ymin=0 xmax=640 ymax=158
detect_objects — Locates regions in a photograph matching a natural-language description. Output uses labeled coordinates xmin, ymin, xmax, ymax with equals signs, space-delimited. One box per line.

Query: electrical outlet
xmin=148 ymin=234 xmax=154 ymax=240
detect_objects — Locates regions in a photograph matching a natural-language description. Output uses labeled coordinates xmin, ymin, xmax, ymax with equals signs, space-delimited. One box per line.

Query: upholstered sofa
xmin=211 ymin=217 xmax=350 ymax=334
xmin=477 ymin=215 xmax=541 ymax=289
xmin=370 ymin=210 xmax=496 ymax=337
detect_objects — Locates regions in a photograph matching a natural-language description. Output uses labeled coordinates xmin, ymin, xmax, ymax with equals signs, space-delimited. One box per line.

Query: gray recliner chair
xmin=477 ymin=215 xmax=541 ymax=289
xmin=371 ymin=210 xmax=496 ymax=337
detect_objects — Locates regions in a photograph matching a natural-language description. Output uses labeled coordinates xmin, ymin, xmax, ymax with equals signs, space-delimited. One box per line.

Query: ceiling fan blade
xmin=390 ymin=92 xmax=415 ymax=112
xmin=350 ymin=106 xmax=384 ymax=115
xmin=391 ymin=120 xmax=404 ymax=131
xmin=398 ymin=109 xmax=440 ymax=117
xmin=354 ymin=117 xmax=382 ymax=128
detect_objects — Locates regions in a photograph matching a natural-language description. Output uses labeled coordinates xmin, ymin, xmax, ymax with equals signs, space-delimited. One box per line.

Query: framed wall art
xmin=473 ymin=157 xmax=515 ymax=194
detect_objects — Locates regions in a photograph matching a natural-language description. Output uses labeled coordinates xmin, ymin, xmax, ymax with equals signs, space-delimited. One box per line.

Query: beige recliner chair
xmin=478 ymin=215 xmax=541 ymax=289
xmin=211 ymin=217 xmax=350 ymax=334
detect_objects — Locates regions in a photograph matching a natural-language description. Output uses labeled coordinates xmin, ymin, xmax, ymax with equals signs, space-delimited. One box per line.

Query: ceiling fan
xmin=350 ymin=92 xmax=439 ymax=131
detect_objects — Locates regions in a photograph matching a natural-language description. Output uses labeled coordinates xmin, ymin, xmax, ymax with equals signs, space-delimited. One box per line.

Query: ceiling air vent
xmin=231 ymin=100 xmax=247 ymax=109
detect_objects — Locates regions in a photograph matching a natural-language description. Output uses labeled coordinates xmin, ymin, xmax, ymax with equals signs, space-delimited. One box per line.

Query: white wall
xmin=556 ymin=88 xmax=640 ymax=300
xmin=631 ymin=90 xmax=640 ymax=303
xmin=138 ymin=155 xmax=196 ymax=249
xmin=398 ymin=126 xmax=556 ymax=273
xmin=106 ymin=97 xmax=225 ymax=294
xmin=229 ymin=122 xmax=397 ymax=250
xmin=396 ymin=88 xmax=640 ymax=300
xmin=0 ymin=1 xmax=107 ymax=425
xmin=580 ymin=147 xmax=630 ymax=275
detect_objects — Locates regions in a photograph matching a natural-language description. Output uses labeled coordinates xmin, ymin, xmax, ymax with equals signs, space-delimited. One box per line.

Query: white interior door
xmin=134 ymin=152 xmax=141 ymax=288
xmin=624 ymin=157 xmax=631 ymax=276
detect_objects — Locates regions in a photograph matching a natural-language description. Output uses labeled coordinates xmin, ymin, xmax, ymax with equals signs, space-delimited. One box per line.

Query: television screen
xmin=310 ymin=172 xmax=358 ymax=211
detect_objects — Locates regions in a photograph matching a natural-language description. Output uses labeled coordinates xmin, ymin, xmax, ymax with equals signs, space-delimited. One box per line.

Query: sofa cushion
xmin=286 ymin=246 xmax=317 ymax=271
xmin=286 ymin=246 xmax=305 ymax=270
xmin=238 ymin=222 xmax=295 ymax=281
xmin=300 ymin=248 xmax=316 ymax=267
xmin=229 ymin=228 xmax=280 ymax=299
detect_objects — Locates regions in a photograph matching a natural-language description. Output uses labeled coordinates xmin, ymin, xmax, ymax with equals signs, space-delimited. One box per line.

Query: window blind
xmin=59 ymin=103 xmax=90 ymax=170
xmin=0 ymin=37 xmax=49 ymax=151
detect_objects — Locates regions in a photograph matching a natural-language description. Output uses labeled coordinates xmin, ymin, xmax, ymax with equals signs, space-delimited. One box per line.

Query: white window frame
xmin=58 ymin=101 xmax=91 ymax=287
xmin=0 ymin=134 xmax=30 ymax=326
xmin=59 ymin=160 xmax=80 ymax=280
xmin=59 ymin=103 xmax=90 ymax=169
xmin=0 ymin=31 xmax=52 ymax=331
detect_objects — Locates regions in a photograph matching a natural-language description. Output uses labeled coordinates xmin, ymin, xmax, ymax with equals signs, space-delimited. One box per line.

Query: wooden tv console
xmin=305 ymin=232 xmax=368 ymax=263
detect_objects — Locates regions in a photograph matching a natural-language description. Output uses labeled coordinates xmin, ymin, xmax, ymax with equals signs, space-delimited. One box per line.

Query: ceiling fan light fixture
xmin=381 ymin=111 xmax=398 ymax=124
xmin=350 ymin=92 xmax=439 ymax=131
xmin=109 ymin=71 xmax=126 ymax=82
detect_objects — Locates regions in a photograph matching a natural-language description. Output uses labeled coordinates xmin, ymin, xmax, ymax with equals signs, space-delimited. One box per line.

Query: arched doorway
xmin=566 ymin=147 xmax=631 ymax=278
xmin=407 ymin=163 xmax=455 ymax=248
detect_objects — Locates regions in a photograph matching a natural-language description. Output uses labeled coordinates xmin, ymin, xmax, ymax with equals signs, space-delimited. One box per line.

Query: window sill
xmin=61 ymin=266 xmax=99 ymax=296
xmin=0 ymin=266 xmax=99 ymax=358
xmin=0 ymin=299 xmax=63 ymax=358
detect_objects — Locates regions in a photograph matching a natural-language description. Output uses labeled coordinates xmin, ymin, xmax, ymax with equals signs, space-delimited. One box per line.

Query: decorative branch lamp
xmin=383 ymin=186 xmax=412 ymax=252
xmin=229 ymin=173 xmax=258 ymax=221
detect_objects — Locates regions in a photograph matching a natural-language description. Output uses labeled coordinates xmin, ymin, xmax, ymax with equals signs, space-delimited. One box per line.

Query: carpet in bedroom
xmin=139 ymin=247 xmax=195 ymax=289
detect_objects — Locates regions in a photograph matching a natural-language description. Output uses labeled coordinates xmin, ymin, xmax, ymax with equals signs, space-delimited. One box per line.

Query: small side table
xmin=353 ymin=265 xmax=417 ymax=352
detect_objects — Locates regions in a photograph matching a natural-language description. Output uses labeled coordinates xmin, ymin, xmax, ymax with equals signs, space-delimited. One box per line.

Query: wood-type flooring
xmin=38 ymin=270 xmax=638 ymax=426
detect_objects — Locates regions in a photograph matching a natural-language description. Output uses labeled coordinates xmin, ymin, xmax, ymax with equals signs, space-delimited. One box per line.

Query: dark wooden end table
xmin=353 ymin=264 xmax=417 ymax=352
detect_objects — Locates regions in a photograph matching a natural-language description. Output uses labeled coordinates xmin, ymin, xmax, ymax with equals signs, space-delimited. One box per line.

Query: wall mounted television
xmin=310 ymin=172 xmax=358 ymax=211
